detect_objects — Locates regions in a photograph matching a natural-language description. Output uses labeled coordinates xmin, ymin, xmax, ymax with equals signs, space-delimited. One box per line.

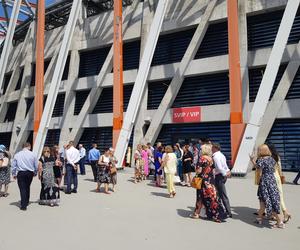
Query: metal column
xmin=33 ymin=0 xmax=82 ymax=157
xmin=227 ymin=0 xmax=245 ymax=165
xmin=114 ymin=0 xmax=169 ymax=167
xmin=33 ymin=0 xmax=45 ymax=143
xmin=0 ymin=0 xmax=22 ymax=94
xmin=113 ymin=0 xmax=124 ymax=148
xmin=232 ymin=0 xmax=300 ymax=175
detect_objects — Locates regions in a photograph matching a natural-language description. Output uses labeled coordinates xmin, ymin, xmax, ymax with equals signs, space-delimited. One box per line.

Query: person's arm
xmin=34 ymin=155 xmax=39 ymax=176
xmin=38 ymin=161 xmax=43 ymax=180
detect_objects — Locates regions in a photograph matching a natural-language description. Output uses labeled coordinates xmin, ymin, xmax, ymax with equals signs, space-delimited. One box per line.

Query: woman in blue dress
xmin=255 ymin=144 xmax=284 ymax=228
xmin=154 ymin=146 xmax=163 ymax=187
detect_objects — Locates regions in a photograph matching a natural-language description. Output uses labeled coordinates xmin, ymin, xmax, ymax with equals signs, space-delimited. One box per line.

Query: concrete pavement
xmin=0 ymin=168 xmax=299 ymax=250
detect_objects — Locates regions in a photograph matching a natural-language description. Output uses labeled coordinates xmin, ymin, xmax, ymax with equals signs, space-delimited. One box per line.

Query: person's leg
xmin=17 ymin=172 xmax=28 ymax=209
xmin=91 ymin=161 xmax=98 ymax=182
xmin=215 ymin=174 xmax=232 ymax=217
xmin=25 ymin=172 xmax=34 ymax=207
xmin=72 ymin=166 xmax=78 ymax=192
xmin=170 ymin=174 xmax=175 ymax=194
xmin=187 ymin=172 xmax=192 ymax=186
xmin=166 ymin=173 xmax=171 ymax=194
xmin=66 ymin=165 xmax=72 ymax=193
xmin=293 ymin=169 xmax=300 ymax=184
xmin=104 ymin=183 xmax=109 ymax=194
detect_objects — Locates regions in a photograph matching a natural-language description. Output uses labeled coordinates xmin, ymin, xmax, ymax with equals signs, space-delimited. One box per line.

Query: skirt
xmin=39 ymin=182 xmax=60 ymax=205
xmin=110 ymin=173 xmax=117 ymax=185
xmin=98 ymin=167 xmax=111 ymax=184
xmin=0 ymin=166 xmax=10 ymax=185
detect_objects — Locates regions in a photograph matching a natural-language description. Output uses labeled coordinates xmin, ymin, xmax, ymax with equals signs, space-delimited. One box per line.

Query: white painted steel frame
xmin=232 ymin=0 xmax=300 ymax=175
xmin=0 ymin=0 xmax=22 ymax=94
xmin=33 ymin=0 xmax=82 ymax=157
xmin=114 ymin=0 xmax=170 ymax=167
xmin=143 ymin=0 xmax=218 ymax=145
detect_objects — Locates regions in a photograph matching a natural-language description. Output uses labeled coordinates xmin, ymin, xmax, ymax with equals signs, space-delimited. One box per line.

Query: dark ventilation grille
xmin=3 ymin=72 xmax=12 ymax=95
xmin=92 ymin=88 xmax=113 ymax=113
xmin=45 ymin=129 xmax=61 ymax=147
xmin=157 ymin=122 xmax=231 ymax=165
xmin=147 ymin=79 xmax=171 ymax=109
xmin=15 ymin=67 xmax=24 ymax=90
xmin=249 ymin=64 xmax=288 ymax=102
xmin=31 ymin=60 xmax=51 ymax=86
xmin=62 ymin=55 xmax=71 ymax=80
xmin=26 ymin=131 xmax=33 ymax=146
xmin=248 ymin=9 xmax=300 ymax=50
xmin=4 ymin=102 xmax=18 ymax=122
xmin=152 ymin=28 xmax=194 ymax=66
xmin=79 ymin=46 xmax=110 ymax=78
xmin=172 ymin=73 xmax=230 ymax=108
xmin=92 ymin=85 xmax=133 ymax=113
xmin=74 ymin=89 xmax=91 ymax=115
xmin=25 ymin=97 xmax=34 ymax=116
xmin=287 ymin=67 xmax=300 ymax=99
xmin=0 ymin=132 xmax=12 ymax=148
xmin=123 ymin=40 xmax=140 ymax=70
xmin=266 ymin=119 xmax=300 ymax=170
xmin=79 ymin=127 xmax=112 ymax=153
xmin=195 ymin=21 xmax=228 ymax=59
xmin=151 ymin=21 xmax=228 ymax=66
xmin=124 ymin=85 xmax=134 ymax=111
xmin=52 ymin=93 xmax=65 ymax=117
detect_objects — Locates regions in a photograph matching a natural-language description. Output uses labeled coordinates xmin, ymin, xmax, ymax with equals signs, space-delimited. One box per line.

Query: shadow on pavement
xmin=231 ymin=206 xmax=272 ymax=228
xmin=84 ymin=178 xmax=96 ymax=182
xmin=9 ymin=201 xmax=38 ymax=208
xmin=177 ymin=207 xmax=194 ymax=218
xmin=151 ymin=192 xmax=170 ymax=198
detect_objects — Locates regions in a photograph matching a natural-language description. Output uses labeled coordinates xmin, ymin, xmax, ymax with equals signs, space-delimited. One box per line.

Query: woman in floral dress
xmin=97 ymin=149 xmax=111 ymax=194
xmin=255 ymin=144 xmax=284 ymax=228
xmin=197 ymin=152 xmax=226 ymax=222
xmin=38 ymin=147 xmax=60 ymax=206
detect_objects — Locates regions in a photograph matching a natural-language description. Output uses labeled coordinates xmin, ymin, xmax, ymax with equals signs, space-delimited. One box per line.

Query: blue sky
xmin=0 ymin=0 xmax=59 ymax=22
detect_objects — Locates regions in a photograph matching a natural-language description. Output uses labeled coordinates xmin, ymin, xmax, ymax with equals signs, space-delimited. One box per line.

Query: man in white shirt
xmin=65 ymin=141 xmax=80 ymax=194
xmin=78 ymin=144 xmax=86 ymax=175
xmin=212 ymin=143 xmax=232 ymax=218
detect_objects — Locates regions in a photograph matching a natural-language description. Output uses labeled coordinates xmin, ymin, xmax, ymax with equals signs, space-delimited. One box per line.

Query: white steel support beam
xmin=0 ymin=0 xmax=22 ymax=94
xmin=65 ymin=0 xmax=140 ymax=145
xmin=232 ymin=0 xmax=300 ymax=175
xmin=143 ymin=0 xmax=218 ymax=145
xmin=114 ymin=0 xmax=170 ymax=167
xmin=33 ymin=0 xmax=82 ymax=157
xmin=255 ymin=41 xmax=300 ymax=147
xmin=132 ymin=0 xmax=155 ymax=166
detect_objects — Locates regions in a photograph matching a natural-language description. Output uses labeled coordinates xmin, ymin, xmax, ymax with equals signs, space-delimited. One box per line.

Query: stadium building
xmin=0 ymin=0 xmax=300 ymax=172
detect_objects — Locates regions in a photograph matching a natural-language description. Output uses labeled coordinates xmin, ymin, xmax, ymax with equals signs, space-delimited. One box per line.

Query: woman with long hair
xmin=182 ymin=145 xmax=193 ymax=186
xmin=97 ymin=149 xmax=111 ymax=194
xmin=134 ymin=144 xmax=144 ymax=183
xmin=267 ymin=143 xmax=291 ymax=223
xmin=38 ymin=146 xmax=60 ymax=206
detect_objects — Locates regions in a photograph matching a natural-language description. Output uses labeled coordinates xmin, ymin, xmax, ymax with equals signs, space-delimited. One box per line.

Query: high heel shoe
xmin=284 ymin=214 xmax=291 ymax=223
xmin=272 ymin=222 xmax=285 ymax=229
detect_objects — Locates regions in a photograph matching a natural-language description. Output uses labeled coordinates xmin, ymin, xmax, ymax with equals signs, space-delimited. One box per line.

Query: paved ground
xmin=0 ymin=167 xmax=299 ymax=250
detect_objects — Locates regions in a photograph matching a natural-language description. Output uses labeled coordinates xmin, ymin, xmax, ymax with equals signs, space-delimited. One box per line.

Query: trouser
xmin=177 ymin=160 xmax=183 ymax=181
xmin=66 ymin=164 xmax=78 ymax=193
xmin=215 ymin=174 xmax=232 ymax=216
xmin=293 ymin=169 xmax=300 ymax=184
xmin=79 ymin=157 xmax=86 ymax=175
xmin=90 ymin=160 xmax=98 ymax=182
xmin=17 ymin=171 xmax=34 ymax=209
xmin=166 ymin=173 xmax=175 ymax=194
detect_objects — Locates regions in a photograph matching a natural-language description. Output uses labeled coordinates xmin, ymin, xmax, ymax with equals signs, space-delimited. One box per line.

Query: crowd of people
xmin=0 ymin=138 xmax=298 ymax=229
xmin=0 ymin=141 xmax=118 ymax=210
xmin=132 ymin=139 xmax=295 ymax=228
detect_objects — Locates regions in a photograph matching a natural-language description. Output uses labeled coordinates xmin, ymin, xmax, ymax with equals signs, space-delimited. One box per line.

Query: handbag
xmin=191 ymin=176 xmax=202 ymax=189
xmin=110 ymin=166 xmax=117 ymax=175
xmin=280 ymin=175 xmax=286 ymax=184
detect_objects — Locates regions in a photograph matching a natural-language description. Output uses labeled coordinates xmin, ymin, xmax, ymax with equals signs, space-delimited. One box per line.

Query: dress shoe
xmin=65 ymin=191 xmax=71 ymax=194
xmin=20 ymin=207 xmax=27 ymax=211
xmin=71 ymin=189 xmax=77 ymax=193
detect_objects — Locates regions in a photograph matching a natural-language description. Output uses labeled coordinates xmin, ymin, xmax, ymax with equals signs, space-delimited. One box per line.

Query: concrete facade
xmin=0 ymin=0 xmax=298 ymax=157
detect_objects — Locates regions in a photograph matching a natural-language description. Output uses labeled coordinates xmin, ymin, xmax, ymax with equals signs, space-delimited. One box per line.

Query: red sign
xmin=172 ymin=106 xmax=201 ymax=123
